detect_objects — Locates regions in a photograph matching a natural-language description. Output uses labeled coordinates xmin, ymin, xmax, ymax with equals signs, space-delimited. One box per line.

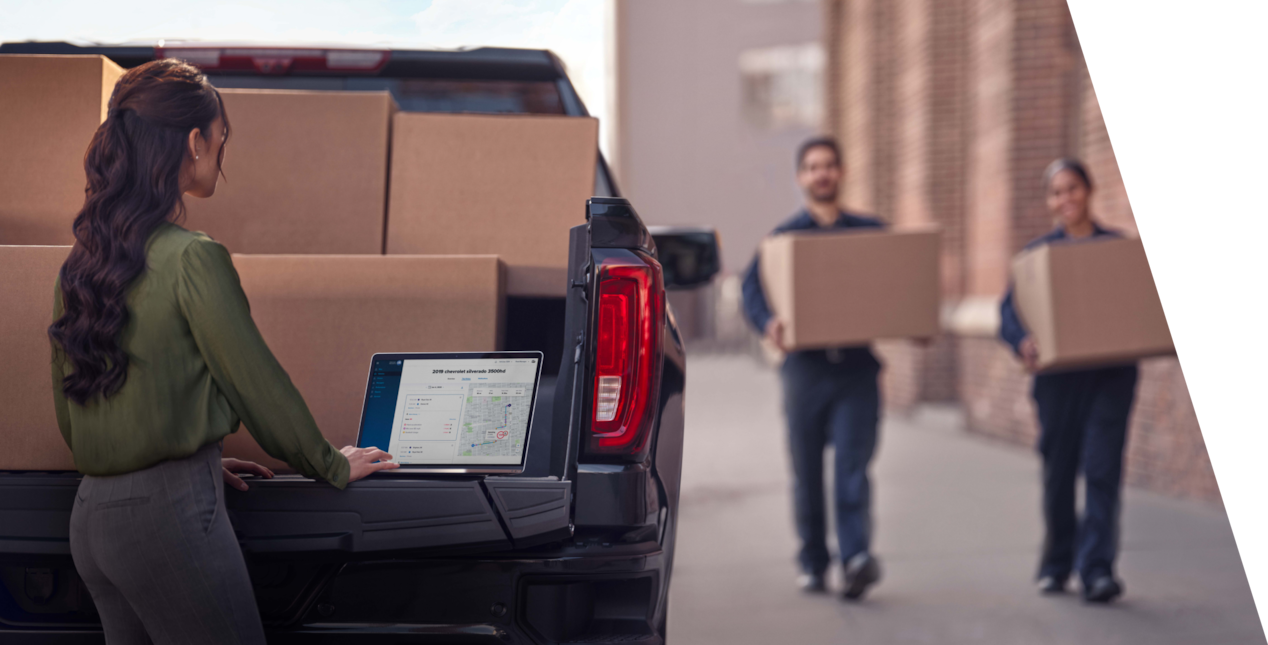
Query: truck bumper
xmin=1 ymin=546 xmax=668 ymax=645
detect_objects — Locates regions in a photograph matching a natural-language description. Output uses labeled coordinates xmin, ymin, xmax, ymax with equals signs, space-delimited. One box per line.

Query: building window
xmin=738 ymin=43 xmax=824 ymax=130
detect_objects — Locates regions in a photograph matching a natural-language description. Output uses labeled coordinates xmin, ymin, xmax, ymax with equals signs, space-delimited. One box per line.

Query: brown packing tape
xmin=386 ymin=112 xmax=597 ymax=297
xmin=0 ymin=55 xmax=123 ymax=246
xmin=0 ymin=245 xmax=75 ymax=471
xmin=182 ymin=89 xmax=397 ymax=254
xmin=222 ymin=254 xmax=505 ymax=470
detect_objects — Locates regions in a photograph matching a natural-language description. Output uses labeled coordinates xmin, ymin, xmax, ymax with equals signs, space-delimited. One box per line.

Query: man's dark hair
xmin=796 ymin=136 xmax=841 ymax=169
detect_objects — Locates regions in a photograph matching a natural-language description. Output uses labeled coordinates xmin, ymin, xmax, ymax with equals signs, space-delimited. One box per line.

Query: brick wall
xmin=878 ymin=337 xmax=960 ymax=408
xmin=1008 ymin=0 xmax=1084 ymax=253
xmin=823 ymin=0 xmax=1219 ymax=502
xmin=929 ymin=0 xmax=970 ymax=299
xmin=965 ymin=0 xmax=1013 ymax=297
xmin=958 ymin=338 xmax=1218 ymax=501
xmin=841 ymin=0 xmax=875 ymax=212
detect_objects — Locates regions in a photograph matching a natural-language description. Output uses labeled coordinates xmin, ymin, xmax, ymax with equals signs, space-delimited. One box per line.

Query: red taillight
xmin=588 ymin=253 xmax=664 ymax=458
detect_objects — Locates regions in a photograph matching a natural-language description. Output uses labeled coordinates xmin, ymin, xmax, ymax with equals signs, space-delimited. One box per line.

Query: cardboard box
xmin=759 ymin=229 xmax=940 ymax=350
xmin=386 ymin=113 xmax=598 ymax=297
xmin=222 ymin=254 xmax=505 ymax=469
xmin=0 ymin=55 xmax=123 ymax=245
xmin=0 ymin=249 xmax=503 ymax=472
xmin=0 ymin=245 xmax=76 ymax=470
xmin=1011 ymin=236 xmax=1174 ymax=372
xmin=182 ymin=89 xmax=396 ymax=254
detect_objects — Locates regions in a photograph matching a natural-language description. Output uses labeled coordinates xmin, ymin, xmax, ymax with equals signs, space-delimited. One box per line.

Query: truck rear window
xmin=208 ymin=75 xmax=565 ymax=115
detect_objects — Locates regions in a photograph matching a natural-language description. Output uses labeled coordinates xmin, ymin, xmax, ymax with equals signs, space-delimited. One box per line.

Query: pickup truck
xmin=0 ymin=41 xmax=721 ymax=645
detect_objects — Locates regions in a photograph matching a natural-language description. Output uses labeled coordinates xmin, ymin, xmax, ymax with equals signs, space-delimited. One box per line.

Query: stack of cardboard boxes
xmin=0 ymin=55 xmax=596 ymax=470
xmin=0 ymin=54 xmax=1178 ymax=471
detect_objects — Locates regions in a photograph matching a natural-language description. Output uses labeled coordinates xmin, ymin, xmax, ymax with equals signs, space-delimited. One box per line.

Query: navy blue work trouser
xmin=781 ymin=351 xmax=881 ymax=575
xmin=1032 ymin=364 xmax=1138 ymax=584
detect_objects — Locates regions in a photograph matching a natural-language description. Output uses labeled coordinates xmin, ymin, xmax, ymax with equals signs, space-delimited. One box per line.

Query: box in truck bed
xmin=0 ymin=245 xmax=73 ymax=470
xmin=0 ymin=55 xmax=122 ymax=245
xmin=181 ymin=89 xmax=397 ymax=255
xmin=0 ymin=248 xmax=504 ymax=472
xmin=223 ymin=254 xmax=505 ymax=470
xmin=386 ymin=113 xmax=597 ymax=297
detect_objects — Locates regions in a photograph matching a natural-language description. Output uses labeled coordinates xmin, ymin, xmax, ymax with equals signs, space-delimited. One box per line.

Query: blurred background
xmin=2 ymin=1 xmax=1256 ymax=642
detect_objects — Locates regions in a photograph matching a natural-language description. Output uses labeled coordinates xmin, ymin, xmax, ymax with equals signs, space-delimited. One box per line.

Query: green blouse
xmin=51 ymin=222 xmax=350 ymax=489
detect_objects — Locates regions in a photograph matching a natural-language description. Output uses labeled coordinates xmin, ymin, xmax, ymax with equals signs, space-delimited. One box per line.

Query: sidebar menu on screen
xmin=358 ymin=359 xmax=403 ymax=451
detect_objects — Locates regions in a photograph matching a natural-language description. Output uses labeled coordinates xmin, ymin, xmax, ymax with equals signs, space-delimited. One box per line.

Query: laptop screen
xmin=356 ymin=353 xmax=542 ymax=469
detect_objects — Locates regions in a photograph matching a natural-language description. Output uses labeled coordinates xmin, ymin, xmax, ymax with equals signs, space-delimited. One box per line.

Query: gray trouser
xmin=70 ymin=442 xmax=265 ymax=645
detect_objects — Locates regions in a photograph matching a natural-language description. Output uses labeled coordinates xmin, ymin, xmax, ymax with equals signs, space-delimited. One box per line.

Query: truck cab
xmin=0 ymin=41 xmax=721 ymax=644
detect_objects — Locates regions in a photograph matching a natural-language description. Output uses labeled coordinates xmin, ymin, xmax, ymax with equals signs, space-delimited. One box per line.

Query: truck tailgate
xmin=0 ymin=474 xmax=571 ymax=557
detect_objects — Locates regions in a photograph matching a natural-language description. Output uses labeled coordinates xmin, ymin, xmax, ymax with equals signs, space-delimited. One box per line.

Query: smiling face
xmin=182 ymin=116 xmax=227 ymax=199
xmin=797 ymin=145 xmax=843 ymax=205
xmin=1046 ymin=168 xmax=1091 ymax=229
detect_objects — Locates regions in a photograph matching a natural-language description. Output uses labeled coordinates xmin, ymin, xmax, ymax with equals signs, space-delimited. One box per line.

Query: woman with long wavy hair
xmin=49 ymin=59 xmax=398 ymax=644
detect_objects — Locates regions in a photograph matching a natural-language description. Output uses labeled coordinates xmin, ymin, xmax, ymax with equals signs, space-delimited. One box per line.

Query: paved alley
xmin=668 ymin=355 xmax=1264 ymax=645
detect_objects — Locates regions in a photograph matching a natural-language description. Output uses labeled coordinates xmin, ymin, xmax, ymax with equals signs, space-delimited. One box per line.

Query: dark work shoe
xmin=842 ymin=553 xmax=881 ymax=601
xmin=1036 ymin=575 xmax=1068 ymax=594
xmin=797 ymin=571 xmax=827 ymax=594
xmin=1082 ymin=575 xmax=1123 ymax=603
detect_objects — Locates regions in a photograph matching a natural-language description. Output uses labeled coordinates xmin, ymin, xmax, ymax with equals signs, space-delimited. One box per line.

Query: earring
xmin=196 ymin=155 xmax=200 ymax=160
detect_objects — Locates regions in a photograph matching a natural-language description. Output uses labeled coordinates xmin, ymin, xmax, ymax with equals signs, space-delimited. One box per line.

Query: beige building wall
xmin=614 ymin=0 xmax=825 ymax=278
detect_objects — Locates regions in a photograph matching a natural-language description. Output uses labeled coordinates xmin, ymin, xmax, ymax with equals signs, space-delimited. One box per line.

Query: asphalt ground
xmin=667 ymin=354 xmax=1264 ymax=645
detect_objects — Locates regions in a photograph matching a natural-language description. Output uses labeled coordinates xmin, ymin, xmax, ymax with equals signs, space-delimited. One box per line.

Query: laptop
xmin=354 ymin=351 xmax=544 ymax=475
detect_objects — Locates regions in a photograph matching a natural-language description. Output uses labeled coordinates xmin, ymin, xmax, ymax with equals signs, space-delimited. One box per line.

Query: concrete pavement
xmin=667 ymin=355 xmax=1264 ymax=644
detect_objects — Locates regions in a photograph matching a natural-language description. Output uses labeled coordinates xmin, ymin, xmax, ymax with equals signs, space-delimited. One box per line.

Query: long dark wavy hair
xmin=49 ymin=59 xmax=229 ymax=406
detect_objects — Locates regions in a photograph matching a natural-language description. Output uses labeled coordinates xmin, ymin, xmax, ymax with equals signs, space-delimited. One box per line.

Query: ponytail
xmin=50 ymin=59 xmax=228 ymax=405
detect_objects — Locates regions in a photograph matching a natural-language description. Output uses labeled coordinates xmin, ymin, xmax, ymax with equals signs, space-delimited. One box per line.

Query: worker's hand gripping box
xmin=1010 ymin=236 xmax=1174 ymax=372
xmin=759 ymin=228 xmax=941 ymax=351
xmin=0 ymin=55 xmax=123 ymax=245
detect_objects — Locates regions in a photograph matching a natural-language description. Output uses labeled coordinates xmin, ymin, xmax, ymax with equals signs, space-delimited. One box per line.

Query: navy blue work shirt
xmin=741 ymin=209 xmax=884 ymax=369
xmin=998 ymin=222 xmax=1124 ymax=355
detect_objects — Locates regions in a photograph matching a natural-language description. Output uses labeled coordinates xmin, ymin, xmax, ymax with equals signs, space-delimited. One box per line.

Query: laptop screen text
xmin=358 ymin=356 xmax=539 ymax=467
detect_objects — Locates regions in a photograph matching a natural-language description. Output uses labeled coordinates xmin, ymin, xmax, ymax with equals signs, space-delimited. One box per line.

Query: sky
xmin=0 ymin=0 xmax=614 ymax=154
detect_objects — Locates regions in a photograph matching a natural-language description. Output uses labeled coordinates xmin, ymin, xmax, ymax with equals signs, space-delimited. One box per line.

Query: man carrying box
xmin=741 ymin=137 xmax=883 ymax=601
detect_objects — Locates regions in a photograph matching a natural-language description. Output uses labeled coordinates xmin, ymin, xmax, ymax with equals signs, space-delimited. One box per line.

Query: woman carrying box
xmin=48 ymin=59 xmax=399 ymax=644
xmin=999 ymin=158 xmax=1139 ymax=604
